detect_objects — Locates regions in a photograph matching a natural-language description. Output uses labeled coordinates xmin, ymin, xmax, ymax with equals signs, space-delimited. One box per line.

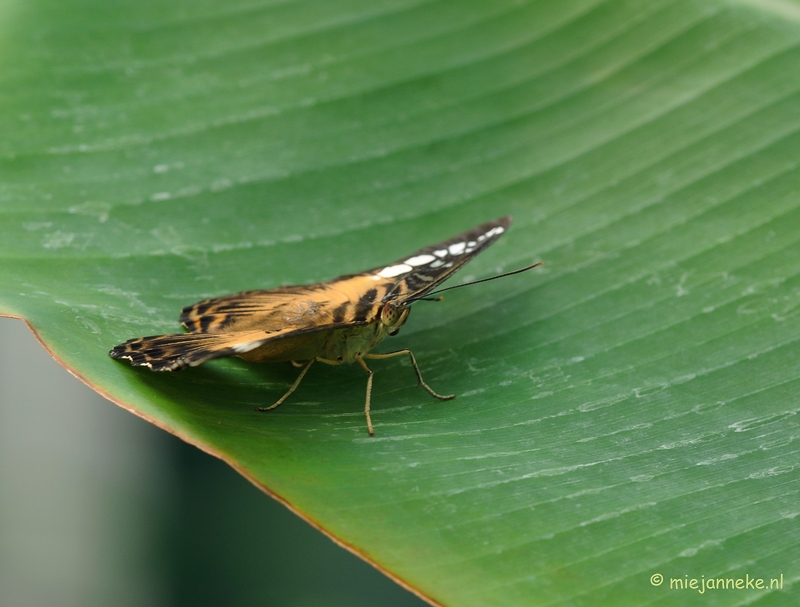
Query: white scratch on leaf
xmin=730 ymin=410 xmax=797 ymax=432
xmin=749 ymin=465 xmax=794 ymax=479
xmin=678 ymin=539 xmax=723 ymax=558
xmin=69 ymin=201 xmax=111 ymax=223
xmin=732 ymin=0 xmax=800 ymax=23
xmin=42 ymin=231 xmax=76 ymax=249
xmin=696 ymin=454 xmax=738 ymax=466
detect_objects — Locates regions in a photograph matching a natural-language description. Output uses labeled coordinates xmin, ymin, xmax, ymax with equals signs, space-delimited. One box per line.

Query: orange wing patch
xmin=180 ymin=287 xmax=327 ymax=333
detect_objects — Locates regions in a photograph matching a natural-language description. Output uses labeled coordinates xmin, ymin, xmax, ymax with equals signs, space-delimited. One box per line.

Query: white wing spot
xmin=476 ymin=226 xmax=504 ymax=243
xmin=405 ymin=254 xmax=436 ymax=266
xmin=378 ymin=263 xmax=413 ymax=278
xmin=449 ymin=242 xmax=466 ymax=255
xmin=433 ymin=249 xmax=448 ymax=257
xmin=430 ymin=259 xmax=445 ymax=268
xmin=233 ymin=342 xmax=262 ymax=353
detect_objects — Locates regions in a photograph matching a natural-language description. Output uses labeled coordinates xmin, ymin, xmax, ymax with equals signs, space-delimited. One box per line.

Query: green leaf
xmin=3 ymin=0 xmax=799 ymax=604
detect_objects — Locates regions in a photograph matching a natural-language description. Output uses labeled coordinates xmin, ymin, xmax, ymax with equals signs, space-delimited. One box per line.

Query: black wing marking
xmin=369 ymin=215 xmax=512 ymax=303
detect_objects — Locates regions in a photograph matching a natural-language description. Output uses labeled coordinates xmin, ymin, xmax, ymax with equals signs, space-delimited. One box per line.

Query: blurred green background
xmin=0 ymin=316 xmax=425 ymax=607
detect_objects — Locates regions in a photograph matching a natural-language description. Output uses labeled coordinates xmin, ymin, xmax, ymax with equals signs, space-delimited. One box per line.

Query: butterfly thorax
xmin=330 ymin=301 xmax=410 ymax=362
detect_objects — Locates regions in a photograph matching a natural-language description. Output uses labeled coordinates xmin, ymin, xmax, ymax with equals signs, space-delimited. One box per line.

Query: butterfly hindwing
xmin=109 ymin=330 xmax=278 ymax=371
xmin=109 ymin=322 xmax=370 ymax=371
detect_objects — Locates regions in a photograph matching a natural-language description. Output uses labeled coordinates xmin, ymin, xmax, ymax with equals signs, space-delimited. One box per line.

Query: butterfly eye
xmin=380 ymin=302 xmax=397 ymax=325
xmin=380 ymin=301 xmax=410 ymax=330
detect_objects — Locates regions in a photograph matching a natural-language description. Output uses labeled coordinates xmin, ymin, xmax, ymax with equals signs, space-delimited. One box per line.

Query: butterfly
xmin=109 ymin=216 xmax=541 ymax=435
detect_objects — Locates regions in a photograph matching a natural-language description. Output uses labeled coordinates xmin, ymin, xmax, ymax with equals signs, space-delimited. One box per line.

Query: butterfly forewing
xmin=361 ymin=215 xmax=512 ymax=304
xmin=177 ymin=216 xmax=512 ymax=337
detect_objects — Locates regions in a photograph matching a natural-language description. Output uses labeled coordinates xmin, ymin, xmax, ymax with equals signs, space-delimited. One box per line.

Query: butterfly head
xmin=380 ymin=300 xmax=411 ymax=336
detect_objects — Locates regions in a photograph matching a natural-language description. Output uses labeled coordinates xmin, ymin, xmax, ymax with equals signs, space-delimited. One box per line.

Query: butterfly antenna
xmin=410 ymin=261 xmax=543 ymax=303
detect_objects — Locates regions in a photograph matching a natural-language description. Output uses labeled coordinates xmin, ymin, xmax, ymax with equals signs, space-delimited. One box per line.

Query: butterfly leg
xmin=364 ymin=350 xmax=455 ymax=401
xmin=355 ymin=356 xmax=376 ymax=436
xmin=256 ymin=359 xmax=315 ymax=412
